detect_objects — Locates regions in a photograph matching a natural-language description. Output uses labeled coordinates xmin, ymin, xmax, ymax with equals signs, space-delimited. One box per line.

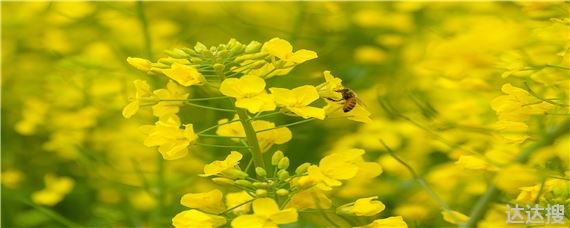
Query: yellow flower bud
xmin=212 ymin=177 xmax=234 ymax=186
xmin=235 ymin=180 xmax=253 ymax=188
xmin=127 ymin=57 xmax=152 ymax=72
xmin=255 ymin=189 xmax=268 ymax=197
xmin=271 ymin=150 xmax=284 ymax=165
xmin=276 ymin=189 xmax=289 ymax=196
xmin=295 ymin=162 xmax=311 ymax=175
xmin=278 ymin=157 xmax=290 ymax=170
xmin=255 ymin=167 xmax=267 ymax=177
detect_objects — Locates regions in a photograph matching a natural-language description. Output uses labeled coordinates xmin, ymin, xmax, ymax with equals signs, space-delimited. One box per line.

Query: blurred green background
xmin=2 ymin=1 xmax=568 ymax=227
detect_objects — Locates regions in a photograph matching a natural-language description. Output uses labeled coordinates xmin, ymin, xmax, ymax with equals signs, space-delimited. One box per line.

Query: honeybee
xmin=327 ymin=88 xmax=365 ymax=113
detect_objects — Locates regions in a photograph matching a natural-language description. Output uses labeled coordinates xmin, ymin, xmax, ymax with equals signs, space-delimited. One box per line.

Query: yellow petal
xmin=360 ymin=216 xmax=408 ymax=228
xmin=252 ymin=198 xmax=280 ymax=217
xmin=292 ymin=85 xmax=319 ymax=106
xmin=127 ymin=57 xmax=152 ymax=72
xmin=122 ymin=101 xmax=139 ymax=119
xmin=441 ymin=210 xmax=469 ymax=225
xmin=289 ymin=49 xmax=318 ymax=63
xmin=180 ymin=189 xmax=225 ymax=214
xmin=231 ymin=215 xmax=265 ymax=228
xmin=172 ymin=209 xmax=226 ymax=228
xmin=263 ymin=38 xmax=293 ymax=59
xmin=163 ymin=63 xmax=205 ymax=87
xmin=270 ymin=208 xmax=298 ymax=224
xmin=270 ymin=88 xmax=296 ymax=106
xmin=288 ymin=106 xmax=325 ymax=120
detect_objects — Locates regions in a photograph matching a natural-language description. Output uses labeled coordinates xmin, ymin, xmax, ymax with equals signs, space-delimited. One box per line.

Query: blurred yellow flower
xmin=441 ymin=210 xmax=469 ymax=225
xmin=201 ymin=151 xmax=243 ymax=177
xmin=285 ymin=188 xmax=331 ymax=210
xmin=231 ymin=198 xmax=298 ymax=228
xmin=270 ymin=85 xmax=325 ymax=120
xmin=15 ymin=99 xmax=48 ymax=135
xmin=172 ymin=209 xmax=226 ymax=228
xmin=140 ymin=115 xmax=197 ymax=160
xmin=354 ymin=46 xmax=388 ymax=64
xmin=357 ymin=216 xmax=408 ymax=228
xmin=162 ymin=62 xmax=206 ymax=87
xmin=262 ymin=37 xmax=317 ymax=64
xmin=127 ymin=57 xmax=152 ymax=72
xmin=31 ymin=174 xmax=74 ymax=206
xmin=336 ymin=196 xmax=386 ymax=216
xmin=491 ymin=83 xmax=550 ymax=122
xmin=297 ymin=149 xmax=377 ymax=190
xmin=226 ymin=191 xmax=254 ymax=215
xmin=129 ymin=190 xmax=156 ymax=211
xmin=494 ymin=164 xmax=540 ymax=193
xmin=1 ymin=170 xmax=24 ymax=189
xmin=455 ymin=155 xmax=498 ymax=172
xmin=181 ymin=189 xmax=225 ymax=214
xmin=219 ymin=75 xmax=275 ymax=113
xmin=152 ymin=80 xmax=189 ymax=118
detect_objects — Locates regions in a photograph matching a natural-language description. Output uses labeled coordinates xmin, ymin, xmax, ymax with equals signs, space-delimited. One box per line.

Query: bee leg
xmin=326 ymin=98 xmax=343 ymax=102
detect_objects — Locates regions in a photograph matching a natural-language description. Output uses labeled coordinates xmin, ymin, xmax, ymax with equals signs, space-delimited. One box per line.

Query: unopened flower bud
xmin=245 ymin=41 xmax=262 ymax=53
xmin=212 ymin=177 xmax=234 ymax=186
xmin=271 ymin=151 xmax=284 ymax=165
xmin=276 ymin=189 xmax=289 ymax=196
xmin=235 ymin=180 xmax=253 ymax=188
xmin=278 ymin=170 xmax=289 ymax=181
xmin=253 ymin=182 xmax=268 ymax=189
xmin=255 ymin=189 xmax=267 ymax=197
xmin=224 ymin=168 xmax=248 ymax=179
xmin=165 ymin=49 xmax=189 ymax=59
xmin=194 ymin=42 xmax=208 ymax=52
xmin=295 ymin=163 xmax=311 ymax=175
xmin=217 ymin=50 xmax=229 ymax=58
xmin=181 ymin=47 xmax=196 ymax=55
xmin=213 ymin=63 xmax=225 ymax=73
xmin=255 ymin=167 xmax=267 ymax=177
xmin=190 ymin=57 xmax=203 ymax=63
xmin=273 ymin=60 xmax=286 ymax=68
xmin=278 ymin=157 xmax=290 ymax=170
xmin=127 ymin=57 xmax=152 ymax=72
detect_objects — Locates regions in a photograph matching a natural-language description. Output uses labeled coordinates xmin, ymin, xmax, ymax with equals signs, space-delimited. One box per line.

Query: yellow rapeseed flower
xmin=31 ymin=174 xmax=74 ymax=206
xmin=270 ymin=85 xmax=325 ymax=120
xmin=122 ymin=80 xmax=157 ymax=119
xmin=231 ymin=198 xmax=298 ymax=228
xmin=172 ymin=209 xmax=226 ymax=228
xmin=336 ymin=196 xmax=386 ymax=216
xmin=162 ymin=62 xmax=206 ymax=87
xmin=262 ymin=37 xmax=317 ymax=64
xmin=285 ymin=188 xmax=331 ymax=210
xmin=225 ymin=191 xmax=254 ymax=215
xmin=180 ymin=189 xmax=225 ymax=214
xmin=201 ymin=151 xmax=243 ymax=177
xmin=140 ymin=115 xmax=197 ymax=160
xmin=152 ymin=80 xmax=189 ymax=118
xmin=219 ymin=75 xmax=275 ymax=113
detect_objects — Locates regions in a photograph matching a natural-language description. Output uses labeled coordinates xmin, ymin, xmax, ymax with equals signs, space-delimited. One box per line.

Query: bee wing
xmin=355 ymin=97 xmax=367 ymax=108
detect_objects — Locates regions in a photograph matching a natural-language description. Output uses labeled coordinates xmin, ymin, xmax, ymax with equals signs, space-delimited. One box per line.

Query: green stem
xmin=19 ymin=197 xmax=81 ymax=227
xmin=184 ymin=101 xmax=236 ymax=113
xmin=236 ymin=109 xmax=266 ymax=171
xmin=380 ymin=140 xmax=462 ymax=225
xmin=463 ymin=119 xmax=569 ymax=228
xmin=197 ymin=134 xmax=245 ymax=139
xmin=160 ymin=96 xmax=231 ymax=102
xmin=194 ymin=143 xmax=248 ymax=149
xmin=524 ymin=82 xmax=569 ymax=107
xmin=251 ymin=111 xmax=282 ymax=120
xmin=256 ymin=118 xmax=315 ymax=133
